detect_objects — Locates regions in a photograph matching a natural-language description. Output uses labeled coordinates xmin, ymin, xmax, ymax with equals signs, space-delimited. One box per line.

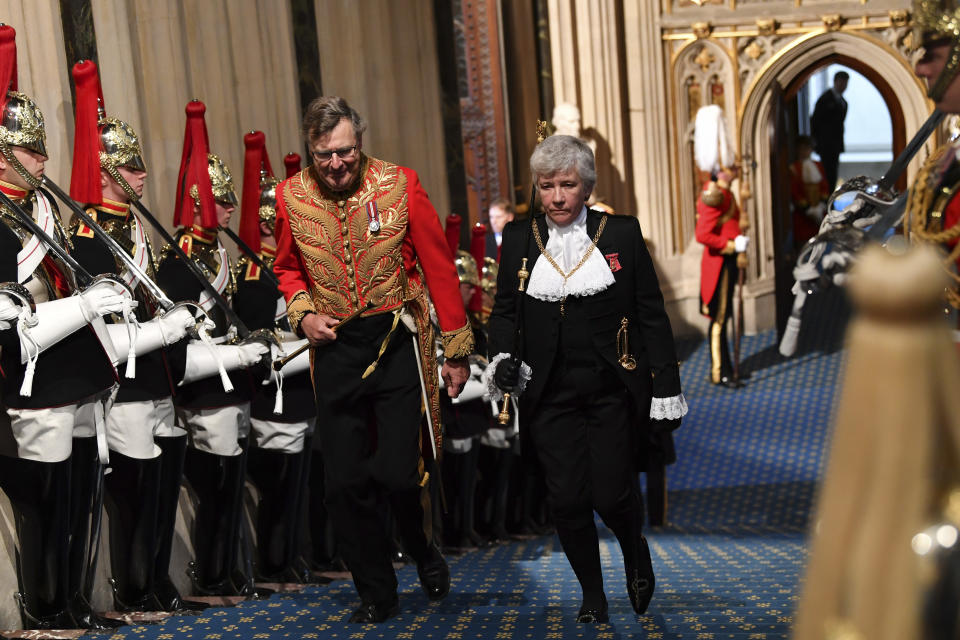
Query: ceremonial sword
xmin=39 ymin=179 xmax=176 ymax=311
xmin=218 ymin=224 xmax=281 ymax=286
xmin=0 ymin=189 xmax=96 ymax=286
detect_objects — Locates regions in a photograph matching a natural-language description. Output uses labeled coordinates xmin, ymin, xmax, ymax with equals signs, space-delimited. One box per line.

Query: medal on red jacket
xmin=366 ymin=201 xmax=381 ymax=234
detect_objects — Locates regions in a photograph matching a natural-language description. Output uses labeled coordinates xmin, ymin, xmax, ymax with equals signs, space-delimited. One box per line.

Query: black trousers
xmin=819 ymin=150 xmax=840 ymax=193
xmin=706 ymin=256 xmax=737 ymax=384
xmin=313 ymin=315 xmax=430 ymax=606
xmin=528 ymin=364 xmax=645 ymax=604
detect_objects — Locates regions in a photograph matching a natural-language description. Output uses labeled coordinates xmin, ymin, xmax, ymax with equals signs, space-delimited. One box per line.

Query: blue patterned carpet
xmin=88 ymin=292 xmax=849 ymax=639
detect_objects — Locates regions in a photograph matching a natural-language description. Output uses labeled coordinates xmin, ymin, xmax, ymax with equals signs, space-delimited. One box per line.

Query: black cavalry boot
xmin=67 ymin=437 xmax=123 ymax=630
xmin=3 ymin=456 xmax=74 ymax=629
xmin=105 ymin=451 xmax=163 ymax=612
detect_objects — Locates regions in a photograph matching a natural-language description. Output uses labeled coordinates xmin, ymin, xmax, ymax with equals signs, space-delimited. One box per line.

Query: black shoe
xmin=348 ymin=599 xmax=400 ymax=623
xmin=153 ymin=575 xmax=210 ymax=612
xmin=576 ymin=599 xmax=609 ymax=623
xmin=69 ymin=593 xmax=125 ymax=630
xmin=416 ymin=544 xmax=450 ymax=601
xmin=716 ymin=375 xmax=746 ymax=389
xmin=626 ymin=536 xmax=656 ymax=615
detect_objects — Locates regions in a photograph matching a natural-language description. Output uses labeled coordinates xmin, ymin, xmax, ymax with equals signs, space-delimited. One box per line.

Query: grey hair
xmin=301 ymin=95 xmax=367 ymax=143
xmin=529 ymin=135 xmax=596 ymax=190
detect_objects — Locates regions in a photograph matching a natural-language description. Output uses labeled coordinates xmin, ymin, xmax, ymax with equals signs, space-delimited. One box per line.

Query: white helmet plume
xmin=694 ymin=105 xmax=734 ymax=174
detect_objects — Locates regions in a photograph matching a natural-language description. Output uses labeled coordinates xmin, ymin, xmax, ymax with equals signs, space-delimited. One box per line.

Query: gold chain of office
xmin=531 ymin=214 xmax=608 ymax=284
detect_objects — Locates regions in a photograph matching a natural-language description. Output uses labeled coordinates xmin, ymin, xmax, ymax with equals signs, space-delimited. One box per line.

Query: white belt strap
xmin=16 ymin=191 xmax=55 ymax=284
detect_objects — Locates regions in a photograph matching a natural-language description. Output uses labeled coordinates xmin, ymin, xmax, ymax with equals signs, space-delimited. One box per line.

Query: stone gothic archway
xmin=736 ymin=30 xmax=933 ymax=330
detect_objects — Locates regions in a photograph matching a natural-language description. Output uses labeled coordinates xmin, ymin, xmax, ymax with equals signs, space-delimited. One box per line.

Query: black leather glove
xmin=494 ymin=356 xmax=521 ymax=393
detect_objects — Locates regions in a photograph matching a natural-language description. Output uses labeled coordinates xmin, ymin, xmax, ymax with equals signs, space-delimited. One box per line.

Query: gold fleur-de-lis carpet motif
xmin=7 ymin=292 xmax=849 ymax=639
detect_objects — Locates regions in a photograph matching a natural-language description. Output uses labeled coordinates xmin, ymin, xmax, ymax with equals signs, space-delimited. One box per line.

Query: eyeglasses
xmin=311 ymin=144 xmax=359 ymax=164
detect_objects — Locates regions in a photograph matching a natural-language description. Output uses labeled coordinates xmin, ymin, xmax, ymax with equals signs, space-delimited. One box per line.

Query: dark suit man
xmin=485 ymin=198 xmax=515 ymax=260
xmin=810 ymin=71 xmax=849 ymax=193
xmin=487 ymin=135 xmax=686 ymax=623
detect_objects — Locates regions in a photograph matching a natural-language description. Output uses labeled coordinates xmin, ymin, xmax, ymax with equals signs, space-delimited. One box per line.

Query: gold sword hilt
xmin=272 ymin=302 xmax=372 ymax=371
xmin=498 ymin=392 xmax=512 ymax=425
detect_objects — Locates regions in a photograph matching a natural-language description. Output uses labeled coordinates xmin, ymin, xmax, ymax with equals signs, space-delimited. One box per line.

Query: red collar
xmin=0 ymin=179 xmax=29 ymax=202
xmin=260 ymin=243 xmax=277 ymax=258
xmin=186 ymin=225 xmax=218 ymax=245
xmin=97 ymin=198 xmax=131 ymax=220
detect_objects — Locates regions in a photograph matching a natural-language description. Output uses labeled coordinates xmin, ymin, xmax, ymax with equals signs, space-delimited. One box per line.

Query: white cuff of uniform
xmin=650 ymin=393 xmax=688 ymax=420
xmin=481 ymin=352 xmax=532 ymax=402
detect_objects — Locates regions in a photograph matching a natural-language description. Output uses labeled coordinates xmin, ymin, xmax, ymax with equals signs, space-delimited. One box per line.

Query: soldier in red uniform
xmin=693 ymin=106 xmax=749 ymax=387
xmin=273 ymin=96 xmax=472 ymax=622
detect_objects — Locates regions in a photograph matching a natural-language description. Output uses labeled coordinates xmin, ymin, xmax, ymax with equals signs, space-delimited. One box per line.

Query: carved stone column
xmin=547 ymin=0 xmax=633 ymax=217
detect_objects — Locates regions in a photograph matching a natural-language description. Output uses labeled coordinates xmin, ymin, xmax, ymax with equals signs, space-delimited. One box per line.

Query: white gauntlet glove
xmin=80 ymin=278 xmax=136 ymax=319
xmin=180 ymin=340 xmax=269 ymax=386
xmin=734 ymin=235 xmax=750 ymax=253
xmin=0 ymin=293 xmax=23 ymax=330
xmin=104 ymin=306 xmax=197 ymax=364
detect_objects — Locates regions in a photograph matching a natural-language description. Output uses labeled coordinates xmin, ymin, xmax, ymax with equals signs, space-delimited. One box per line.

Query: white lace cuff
xmin=482 ymin=352 xmax=532 ymax=402
xmin=650 ymin=394 xmax=688 ymax=420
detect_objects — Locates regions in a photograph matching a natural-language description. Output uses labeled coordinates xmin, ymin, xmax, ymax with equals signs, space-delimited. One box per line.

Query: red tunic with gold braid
xmin=273 ymin=156 xmax=474 ymax=452
xmin=695 ymin=180 xmax=741 ymax=314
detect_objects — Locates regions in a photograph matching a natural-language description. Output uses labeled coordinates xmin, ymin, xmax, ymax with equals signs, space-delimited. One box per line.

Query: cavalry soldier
xmin=905 ymin=0 xmax=960 ymax=310
xmin=273 ymin=96 xmax=472 ymax=622
xmin=233 ymin=131 xmax=316 ymax=583
xmin=155 ymin=100 xmax=268 ymax=597
xmin=693 ymin=105 xmax=750 ymax=387
xmin=0 ymin=26 xmax=132 ymax=630
xmin=65 ymin=61 xmax=202 ymax=613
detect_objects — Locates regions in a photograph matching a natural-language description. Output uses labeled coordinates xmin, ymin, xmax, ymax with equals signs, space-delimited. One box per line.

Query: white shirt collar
xmin=526 ymin=206 xmax=615 ymax=301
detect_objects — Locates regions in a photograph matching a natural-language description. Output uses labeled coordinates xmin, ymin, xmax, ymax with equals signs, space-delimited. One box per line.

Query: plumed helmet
xmin=0 ymin=91 xmax=46 ymax=158
xmin=913 ymin=0 xmax=960 ymax=100
xmin=455 ymin=250 xmax=480 ymax=287
xmin=481 ymin=256 xmax=498 ymax=295
xmin=99 ymin=117 xmax=145 ymax=173
xmin=207 ymin=153 xmax=238 ymax=206
xmin=259 ymin=173 xmax=280 ymax=225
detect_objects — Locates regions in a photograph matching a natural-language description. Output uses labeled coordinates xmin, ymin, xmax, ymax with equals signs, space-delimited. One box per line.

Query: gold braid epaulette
xmin=905 ymin=142 xmax=960 ymax=308
xmin=440 ymin=322 xmax=474 ymax=359
xmin=286 ymin=290 xmax=317 ymax=336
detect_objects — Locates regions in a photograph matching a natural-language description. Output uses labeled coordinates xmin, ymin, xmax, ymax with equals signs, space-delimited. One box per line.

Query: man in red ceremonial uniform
xmin=693 ymin=106 xmax=749 ymax=387
xmin=273 ymin=96 xmax=472 ymax=622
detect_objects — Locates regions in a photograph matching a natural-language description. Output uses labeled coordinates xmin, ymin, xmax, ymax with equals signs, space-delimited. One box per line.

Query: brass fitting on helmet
xmin=99 ymin=117 xmax=146 ymax=201
xmin=207 ymin=153 xmax=238 ymax=206
xmin=914 ymin=0 xmax=960 ymax=101
xmin=258 ymin=170 xmax=280 ymax=227
xmin=455 ymin=250 xmax=480 ymax=287
xmin=0 ymin=90 xmax=47 ymax=188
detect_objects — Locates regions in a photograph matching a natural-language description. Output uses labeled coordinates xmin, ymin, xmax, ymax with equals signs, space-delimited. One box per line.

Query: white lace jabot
xmin=526 ymin=207 xmax=615 ymax=302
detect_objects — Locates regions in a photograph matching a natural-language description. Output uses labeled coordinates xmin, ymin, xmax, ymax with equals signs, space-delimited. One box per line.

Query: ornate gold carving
xmin=745 ymin=41 xmax=764 ymax=60
xmin=889 ymin=10 xmax=910 ymax=29
xmin=822 ymin=14 xmax=844 ymax=32
xmin=756 ymin=19 xmax=778 ymax=37
xmin=440 ymin=322 xmax=475 ymax=359
xmin=694 ymin=46 xmax=715 ymax=71
xmin=281 ymin=156 xmax=410 ymax=319
xmin=692 ymin=21 xmax=712 ymax=39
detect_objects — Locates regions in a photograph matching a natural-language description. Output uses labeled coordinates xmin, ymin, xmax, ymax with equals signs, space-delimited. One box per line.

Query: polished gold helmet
xmin=259 ymin=172 xmax=280 ymax=226
xmin=481 ymin=256 xmax=498 ymax=295
xmin=455 ymin=250 xmax=480 ymax=287
xmin=99 ymin=117 xmax=146 ymax=200
xmin=914 ymin=0 xmax=960 ymax=101
xmin=207 ymin=153 xmax=238 ymax=206
xmin=0 ymin=90 xmax=47 ymax=187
